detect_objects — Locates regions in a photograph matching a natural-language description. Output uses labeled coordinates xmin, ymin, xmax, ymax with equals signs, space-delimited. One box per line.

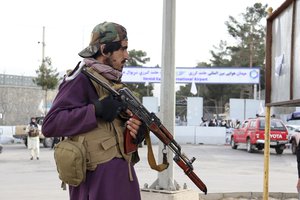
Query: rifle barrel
xmin=174 ymin=155 xmax=207 ymax=194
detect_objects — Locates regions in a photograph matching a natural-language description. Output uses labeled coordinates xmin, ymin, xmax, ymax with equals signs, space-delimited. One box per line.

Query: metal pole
xmin=263 ymin=106 xmax=271 ymax=200
xmin=150 ymin=0 xmax=177 ymax=191
xmin=42 ymin=26 xmax=47 ymax=115
xmin=263 ymin=8 xmax=273 ymax=199
xmin=159 ymin=0 xmax=176 ymax=190
xmin=42 ymin=26 xmax=45 ymax=65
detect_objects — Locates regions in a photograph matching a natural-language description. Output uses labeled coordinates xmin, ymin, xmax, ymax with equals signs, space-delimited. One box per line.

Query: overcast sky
xmin=0 ymin=0 xmax=283 ymax=76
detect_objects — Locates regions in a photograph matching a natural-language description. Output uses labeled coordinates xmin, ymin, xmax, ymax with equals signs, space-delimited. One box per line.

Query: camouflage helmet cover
xmin=78 ymin=22 xmax=127 ymax=58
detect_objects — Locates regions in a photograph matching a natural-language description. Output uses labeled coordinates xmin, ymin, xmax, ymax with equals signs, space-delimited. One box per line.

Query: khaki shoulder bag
xmin=54 ymin=136 xmax=86 ymax=189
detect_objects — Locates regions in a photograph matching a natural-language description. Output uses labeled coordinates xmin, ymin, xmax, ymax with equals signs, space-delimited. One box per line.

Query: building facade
xmin=0 ymin=74 xmax=57 ymax=125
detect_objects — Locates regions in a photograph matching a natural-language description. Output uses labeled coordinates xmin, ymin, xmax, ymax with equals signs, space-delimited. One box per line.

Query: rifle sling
xmin=145 ymin=131 xmax=169 ymax=172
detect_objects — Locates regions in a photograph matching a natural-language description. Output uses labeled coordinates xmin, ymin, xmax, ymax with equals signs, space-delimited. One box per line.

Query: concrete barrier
xmin=198 ymin=192 xmax=299 ymax=200
xmin=150 ymin=126 xmax=227 ymax=145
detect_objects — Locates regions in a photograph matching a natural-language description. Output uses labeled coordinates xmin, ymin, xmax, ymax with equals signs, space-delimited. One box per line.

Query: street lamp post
xmin=38 ymin=26 xmax=47 ymax=115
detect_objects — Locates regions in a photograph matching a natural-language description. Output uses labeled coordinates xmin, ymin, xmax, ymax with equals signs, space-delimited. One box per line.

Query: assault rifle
xmin=82 ymin=67 xmax=207 ymax=194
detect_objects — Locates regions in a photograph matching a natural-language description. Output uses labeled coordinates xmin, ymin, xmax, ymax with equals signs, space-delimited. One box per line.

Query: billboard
xmin=265 ymin=0 xmax=300 ymax=106
xmin=122 ymin=67 xmax=260 ymax=84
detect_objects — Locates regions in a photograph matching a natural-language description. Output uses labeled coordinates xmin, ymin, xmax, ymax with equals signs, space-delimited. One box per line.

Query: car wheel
xmin=275 ymin=146 xmax=284 ymax=155
xmin=291 ymin=139 xmax=297 ymax=155
xmin=231 ymin=137 xmax=238 ymax=149
xmin=43 ymin=138 xmax=53 ymax=148
xmin=246 ymin=139 xmax=254 ymax=153
xmin=257 ymin=146 xmax=263 ymax=151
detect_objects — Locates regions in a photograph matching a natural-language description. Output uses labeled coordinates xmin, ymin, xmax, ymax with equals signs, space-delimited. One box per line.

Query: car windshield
xmin=286 ymin=120 xmax=300 ymax=126
xmin=259 ymin=120 xmax=286 ymax=131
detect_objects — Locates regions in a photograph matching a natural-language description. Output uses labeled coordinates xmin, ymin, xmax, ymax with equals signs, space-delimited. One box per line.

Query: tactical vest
xmin=71 ymin=67 xmax=132 ymax=172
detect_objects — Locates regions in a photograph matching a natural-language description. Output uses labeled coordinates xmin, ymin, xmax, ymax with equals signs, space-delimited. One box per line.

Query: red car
xmin=231 ymin=117 xmax=288 ymax=154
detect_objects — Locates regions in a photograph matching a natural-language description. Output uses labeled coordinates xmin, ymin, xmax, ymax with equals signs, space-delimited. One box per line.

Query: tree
xmin=127 ymin=49 xmax=150 ymax=66
xmin=225 ymin=3 xmax=267 ymax=96
xmin=209 ymin=41 xmax=232 ymax=67
xmin=210 ymin=4 xmax=267 ymax=98
xmin=125 ymin=49 xmax=154 ymax=100
xmin=33 ymin=57 xmax=59 ymax=115
xmin=177 ymin=3 xmax=268 ymax=119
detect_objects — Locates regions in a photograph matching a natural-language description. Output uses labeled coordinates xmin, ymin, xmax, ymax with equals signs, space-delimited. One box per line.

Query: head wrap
xmin=78 ymin=22 xmax=127 ymax=58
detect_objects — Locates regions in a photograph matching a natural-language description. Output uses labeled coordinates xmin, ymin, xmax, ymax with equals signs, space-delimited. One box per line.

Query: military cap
xmin=78 ymin=22 xmax=127 ymax=58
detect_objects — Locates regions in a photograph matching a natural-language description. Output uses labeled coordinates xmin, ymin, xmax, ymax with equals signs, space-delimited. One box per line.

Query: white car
xmin=286 ymin=111 xmax=300 ymax=154
xmin=286 ymin=124 xmax=300 ymax=154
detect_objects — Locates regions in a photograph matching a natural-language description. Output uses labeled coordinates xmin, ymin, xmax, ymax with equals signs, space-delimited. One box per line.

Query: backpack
xmin=54 ymin=137 xmax=86 ymax=188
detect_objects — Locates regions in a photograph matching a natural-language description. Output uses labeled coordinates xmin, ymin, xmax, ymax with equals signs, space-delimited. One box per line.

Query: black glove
xmin=92 ymin=95 xmax=127 ymax=122
xmin=133 ymin=122 xmax=147 ymax=144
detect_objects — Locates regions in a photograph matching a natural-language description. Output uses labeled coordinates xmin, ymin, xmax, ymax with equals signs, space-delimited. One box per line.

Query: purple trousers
xmin=69 ymin=158 xmax=141 ymax=200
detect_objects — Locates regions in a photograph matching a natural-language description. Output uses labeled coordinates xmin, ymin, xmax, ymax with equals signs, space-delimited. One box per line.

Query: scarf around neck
xmin=83 ymin=58 xmax=122 ymax=82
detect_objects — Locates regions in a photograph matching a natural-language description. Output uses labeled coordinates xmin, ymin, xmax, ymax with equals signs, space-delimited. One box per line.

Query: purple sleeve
xmin=297 ymin=142 xmax=300 ymax=178
xmin=42 ymin=73 xmax=99 ymax=137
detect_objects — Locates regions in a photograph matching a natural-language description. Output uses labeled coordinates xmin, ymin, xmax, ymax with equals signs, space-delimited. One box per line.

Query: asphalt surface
xmin=0 ymin=142 xmax=299 ymax=200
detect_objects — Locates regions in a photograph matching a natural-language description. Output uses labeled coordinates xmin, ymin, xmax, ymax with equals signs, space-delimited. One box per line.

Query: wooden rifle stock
xmin=124 ymin=115 xmax=139 ymax=154
xmin=124 ymin=118 xmax=173 ymax=154
xmin=82 ymin=67 xmax=208 ymax=194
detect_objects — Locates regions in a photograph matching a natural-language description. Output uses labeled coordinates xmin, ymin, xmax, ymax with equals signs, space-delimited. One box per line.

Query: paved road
xmin=0 ymin=143 xmax=298 ymax=200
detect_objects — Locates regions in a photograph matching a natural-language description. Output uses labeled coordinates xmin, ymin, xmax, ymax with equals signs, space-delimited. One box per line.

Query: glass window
xmin=249 ymin=120 xmax=256 ymax=128
xmin=259 ymin=119 xmax=286 ymax=131
xmin=242 ymin=121 xmax=249 ymax=128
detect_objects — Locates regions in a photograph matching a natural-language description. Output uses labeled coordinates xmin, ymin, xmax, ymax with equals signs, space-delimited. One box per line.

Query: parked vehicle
xmin=286 ymin=111 xmax=300 ymax=154
xmin=230 ymin=117 xmax=289 ymax=154
xmin=286 ymin=125 xmax=300 ymax=154
xmin=0 ymin=144 xmax=3 ymax=153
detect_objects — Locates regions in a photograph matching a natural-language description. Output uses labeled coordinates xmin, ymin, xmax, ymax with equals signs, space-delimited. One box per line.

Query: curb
xmin=198 ymin=192 xmax=299 ymax=200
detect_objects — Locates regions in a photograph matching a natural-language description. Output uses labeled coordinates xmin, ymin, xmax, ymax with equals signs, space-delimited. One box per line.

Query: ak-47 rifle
xmin=82 ymin=67 xmax=207 ymax=194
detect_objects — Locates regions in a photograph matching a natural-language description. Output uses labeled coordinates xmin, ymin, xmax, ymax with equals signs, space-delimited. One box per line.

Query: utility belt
xmin=70 ymin=129 xmax=123 ymax=171
xmin=54 ymin=120 xmax=130 ymax=189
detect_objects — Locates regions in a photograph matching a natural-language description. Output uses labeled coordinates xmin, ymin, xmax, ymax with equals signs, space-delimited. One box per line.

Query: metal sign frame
xmin=265 ymin=0 xmax=300 ymax=106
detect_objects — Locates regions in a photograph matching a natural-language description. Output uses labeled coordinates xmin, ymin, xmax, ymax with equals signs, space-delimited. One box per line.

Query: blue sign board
xmin=122 ymin=67 xmax=260 ymax=84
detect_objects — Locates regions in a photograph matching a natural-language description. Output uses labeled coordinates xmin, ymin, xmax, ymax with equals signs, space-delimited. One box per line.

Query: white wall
xmin=143 ymin=96 xmax=227 ymax=145
xmin=150 ymin=126 xmax=227 ymax=145
xmin=230 ymin=98 xmax=264 ymax=121
xmin=0 ymin=126 xmax=15 ymax=144
xmin=187 ymin=97 xmax=203 ymax=126
xmin=142 ymin=96 xmax=159 ymax=113
xmin=195 ymin=126 xmax=227 ymax=145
